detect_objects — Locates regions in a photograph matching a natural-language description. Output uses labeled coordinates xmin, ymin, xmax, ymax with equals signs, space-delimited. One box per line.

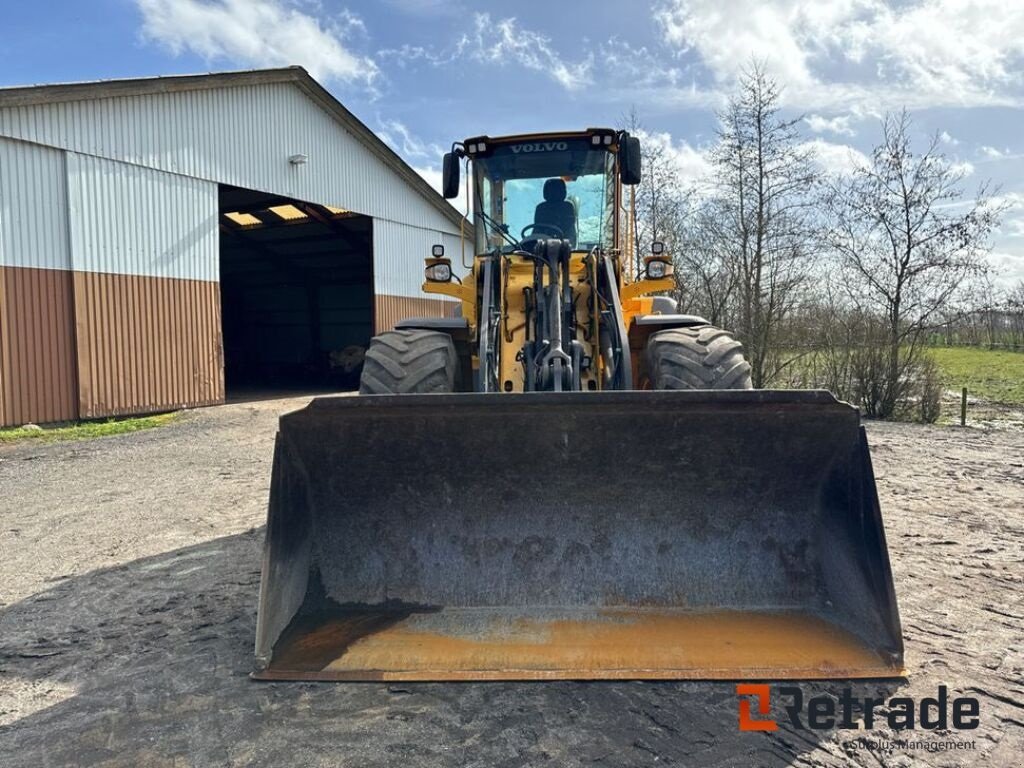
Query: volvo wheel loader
xmin=254 ymin=129 xmax=903 ymax=681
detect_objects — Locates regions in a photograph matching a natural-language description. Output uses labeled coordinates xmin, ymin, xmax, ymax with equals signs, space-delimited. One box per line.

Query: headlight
xmin=645 ymin=257 xmax=672 ymax=280
xmin=425 ymin=259 xmax=453 ymax=282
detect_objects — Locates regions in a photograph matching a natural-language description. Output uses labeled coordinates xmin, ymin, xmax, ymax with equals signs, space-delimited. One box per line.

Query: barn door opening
xmin=218 ymin=185 xmax=373 ymax=399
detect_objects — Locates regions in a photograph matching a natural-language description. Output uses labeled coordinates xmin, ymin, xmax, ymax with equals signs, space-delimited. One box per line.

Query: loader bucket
xmin=253 ymin=390 xmax=903 ymax=681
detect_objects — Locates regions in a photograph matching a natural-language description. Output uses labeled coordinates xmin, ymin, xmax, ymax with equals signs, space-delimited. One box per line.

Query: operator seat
xmin=534 ymin=178 xmax=577 ymax=246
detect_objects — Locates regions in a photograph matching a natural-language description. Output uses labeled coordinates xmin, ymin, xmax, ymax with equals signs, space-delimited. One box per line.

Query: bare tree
xmin=675 ymin=200 xmax=739 ymax=327
xmin=827 ymin=111 xmax=1003 ymax=417
xmin=704 ymin=64 xmax=819 ymax=386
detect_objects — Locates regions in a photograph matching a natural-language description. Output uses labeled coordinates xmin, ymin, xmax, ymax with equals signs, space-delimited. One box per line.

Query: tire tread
xmin=359 ymin=330 xmax=458 ymax=394
xmin=644 ymin=326 xmax=753 ymax=390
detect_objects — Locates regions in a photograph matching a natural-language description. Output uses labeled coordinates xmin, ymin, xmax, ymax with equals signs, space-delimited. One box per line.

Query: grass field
xmin=0 ymin=412 xmax=180 ymax=444
xmin=930 ymin=346 xmax=1024 ymax=405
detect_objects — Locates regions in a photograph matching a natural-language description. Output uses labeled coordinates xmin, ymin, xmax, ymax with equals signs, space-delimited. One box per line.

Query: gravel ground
xmin=0 ymin=396 xmax=1021 ymax=767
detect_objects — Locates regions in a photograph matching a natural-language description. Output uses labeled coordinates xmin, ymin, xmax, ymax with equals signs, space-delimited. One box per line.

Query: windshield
xmin=471 ymin=138 xmax=616 ymax=253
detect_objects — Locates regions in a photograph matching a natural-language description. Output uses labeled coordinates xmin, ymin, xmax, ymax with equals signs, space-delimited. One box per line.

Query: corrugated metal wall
xmin=66 ymin=153 xmax=223 ymax=417
xmin=373 ymin=220 xmax=468 ymax=298
xmin=73 ymin=272 xmax=222 ymax=417
xmin=0 ymin=267 xmax=78 ymax=425
xmin=0 ymin=137 xmax=71 ymax=270
xmin=0 ymin=139 xmax=223 ymax=425
xmin=374 ymin=295 xmax=459 ymax=334
xmin=0 ymin=138 xmax=78 ymax=425
xmin=66 ymin=153 xmax=219 ymax=280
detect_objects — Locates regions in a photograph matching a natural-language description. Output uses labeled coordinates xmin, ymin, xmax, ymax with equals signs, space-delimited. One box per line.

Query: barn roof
xmin=0 ymin=67 xmax=464 ymax=231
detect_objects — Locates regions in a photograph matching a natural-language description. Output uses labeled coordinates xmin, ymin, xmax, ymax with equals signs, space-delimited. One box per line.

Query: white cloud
xmin=654 ymin=0 xmax=1024 ymax=110
xmin=950 ymin=160 xmax=976 ymax=177
xmin=805 ymin=114 xmax=855 ymax=137
xmin=458 ymin=13 xmax=593 ymax=91
xmin=413 ymin=165 xmax=442 ymax=193
xmin=636 ymin=129 xmax=713 ymax=183
xmin=802 ymin=139 xmax=869 ymax=176
xmin=656 ymin=0 xmax=874 ymax=89
xmin=976 ymin=146 xmax=1024 ymax=165
xmin=382 ymin=0 xmax=461 ymax=16
xmin=376 ymin=119 xmax=443 ymax=160
xmin=136 ymin=0 xmax=378 ymax=86
xmin=1005 ymin=218 xmax=1024 ymax=239
xmin=594 ymin=38 xmax=728 ymax=109
xmin=378 ymin=44 xmax=441 ymax=68
xmin=377 ymin=122 xmax=464 ymax=214
xmin=873 ymin=0 xmax=1024 ymax=103
xmin=991 ymin=192 xmax=1024 ymax=233
xmin=939 ymin=130 xmax=959 ymax=145
xmin=598 ymin=38 xmax=687 ymax=92
xmin=994 ymin=191 xmax=1024 ymax=209
xmin=384 ymin=28 xmax=719 ymax=106
xmin=988 ymin=250 xmax=1024 ymax=283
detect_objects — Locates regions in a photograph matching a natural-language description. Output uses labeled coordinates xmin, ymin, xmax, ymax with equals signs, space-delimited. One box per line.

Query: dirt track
xmin=1 ymin=396 xmax=1022 ymax=767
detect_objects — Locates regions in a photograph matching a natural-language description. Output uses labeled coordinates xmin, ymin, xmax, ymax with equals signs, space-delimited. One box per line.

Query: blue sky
xmin=3 ymin=0 xmax=1024 ymax=282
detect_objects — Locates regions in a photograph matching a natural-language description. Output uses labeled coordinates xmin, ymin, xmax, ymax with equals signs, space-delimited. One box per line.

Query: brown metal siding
xmin=72 ymin=272 xmax=224 ymax=418
xmin=0 ymin=266 xmax=78 ymax=426
xmin=374 ymin=294 xmax=458 ymax=334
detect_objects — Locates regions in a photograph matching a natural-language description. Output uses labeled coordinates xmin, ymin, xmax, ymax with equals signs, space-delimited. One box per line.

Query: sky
xmin=3 ymin=0 xmax=1024 ymax=284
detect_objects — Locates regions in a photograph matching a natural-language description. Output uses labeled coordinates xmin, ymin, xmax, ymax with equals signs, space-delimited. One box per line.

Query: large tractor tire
xmin=359 ymin=329 xmax=459 ymax=394
xmin=644 ymin=326 xmax=753 ymax=390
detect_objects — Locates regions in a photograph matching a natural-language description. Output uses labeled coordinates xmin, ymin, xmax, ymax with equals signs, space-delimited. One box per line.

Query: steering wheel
xmin=520 ymin=223 xmax=565 ymax=240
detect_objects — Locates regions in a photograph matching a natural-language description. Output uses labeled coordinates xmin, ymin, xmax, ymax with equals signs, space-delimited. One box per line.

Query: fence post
xmin=960 ymin=387 xmax=968 ymax=427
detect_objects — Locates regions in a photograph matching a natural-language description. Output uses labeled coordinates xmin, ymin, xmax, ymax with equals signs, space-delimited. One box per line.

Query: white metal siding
xmin=0 ymin=83 xmax=457 ymax=233
xmin=374 ymin=220 xmax=469 ymax=298
xmin=66 ymin=152 xmax=219 ymax=281
xmin=0 ymin=137 xmax=70 ymax=270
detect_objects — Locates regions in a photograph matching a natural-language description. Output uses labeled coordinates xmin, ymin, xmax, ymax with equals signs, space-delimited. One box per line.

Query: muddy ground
xmin=0 ymin=395 xmax=1021 ymax=767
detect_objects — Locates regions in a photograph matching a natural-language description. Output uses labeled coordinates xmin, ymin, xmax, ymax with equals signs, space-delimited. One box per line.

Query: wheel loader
xmin=253 ymin=129 xmax=904 ymax=681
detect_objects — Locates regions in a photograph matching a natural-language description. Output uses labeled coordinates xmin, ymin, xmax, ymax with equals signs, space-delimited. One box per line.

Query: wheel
xmin=359 ymin=330 xmax=459 ymax=394
xmin=643 ymin=326 xmax=752 ymax=390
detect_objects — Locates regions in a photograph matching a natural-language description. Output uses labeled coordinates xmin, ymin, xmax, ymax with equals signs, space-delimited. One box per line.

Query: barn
xmin=0 ymin=67 xmax=467 ymax=427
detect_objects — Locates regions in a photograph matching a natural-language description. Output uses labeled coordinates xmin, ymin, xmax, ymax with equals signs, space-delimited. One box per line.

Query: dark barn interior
xmin=218 ymin=185 xmax=373 ymax=396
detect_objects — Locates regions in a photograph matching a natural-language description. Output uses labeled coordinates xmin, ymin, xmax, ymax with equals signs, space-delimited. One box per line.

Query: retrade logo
xmin=736 ymin=685 xmax=980 ymax=732
xmin=737 ymin=684 xmax=778 ymax=731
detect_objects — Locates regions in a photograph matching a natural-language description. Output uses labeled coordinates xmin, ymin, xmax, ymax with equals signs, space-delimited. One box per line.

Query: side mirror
xmin=442 ymin=152 xmax=460 ymax=199
xmin=620 ymin=135 xmax=642 ymax=186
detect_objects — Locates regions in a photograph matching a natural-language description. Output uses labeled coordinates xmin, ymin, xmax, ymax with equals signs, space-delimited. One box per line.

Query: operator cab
xmin=442 ymin=129 xmax=640 ymax=256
